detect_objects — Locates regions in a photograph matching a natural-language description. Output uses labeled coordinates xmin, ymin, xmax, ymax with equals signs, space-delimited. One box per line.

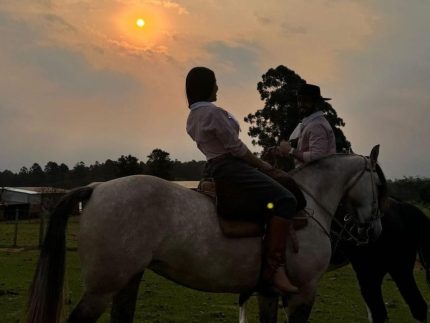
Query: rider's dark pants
xmin=205 ymin=154 xmax=297 ymax=221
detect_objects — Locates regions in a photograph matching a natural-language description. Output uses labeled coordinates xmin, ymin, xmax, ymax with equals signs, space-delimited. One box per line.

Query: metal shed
xmin=0 ymin=187 xmax=68 ymax=220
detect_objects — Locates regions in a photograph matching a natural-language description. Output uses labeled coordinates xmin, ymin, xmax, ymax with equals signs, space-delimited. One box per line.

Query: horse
xmin=272 ymin=198 xmax=430 ymax=323
xmin=24 ymin=148 xmax=383 ymax=323
xmin=327 ymin=197 xmax=430 ymax=323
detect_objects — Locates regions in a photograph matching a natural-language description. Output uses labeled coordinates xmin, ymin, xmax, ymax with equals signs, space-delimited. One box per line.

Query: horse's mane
xmin=288 ymin=153 xmax=389 ymax=212
xmin=375 ymin=163 xmax=389 ymax=212
xmin=289 ymin=153 xmax=358 ymax=175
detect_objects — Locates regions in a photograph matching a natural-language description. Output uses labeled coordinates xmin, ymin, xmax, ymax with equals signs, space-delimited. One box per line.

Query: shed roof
xmin=18 ymin=187 xmax=68 ymax=194
xmin=3 ymin=187 xmax=39 ymax=195
xmin=2 ymin=187 xmax=68 ymax=195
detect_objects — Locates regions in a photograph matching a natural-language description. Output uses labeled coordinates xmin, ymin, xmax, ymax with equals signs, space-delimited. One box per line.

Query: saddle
xmin=196 ymin=178 xmax=308 ymax=239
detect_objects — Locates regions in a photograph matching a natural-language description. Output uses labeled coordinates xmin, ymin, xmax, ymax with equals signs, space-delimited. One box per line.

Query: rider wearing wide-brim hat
xmin=277 ymin=84 xmax=336 ymax=164
xmin=185 ymin=66 xmax=300 ymax=294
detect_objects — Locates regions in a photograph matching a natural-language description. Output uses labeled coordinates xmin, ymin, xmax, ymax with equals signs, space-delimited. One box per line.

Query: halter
xmin=332 ymin=157 xmax=382 ymax=248
xmin=297 ymin=155 xmax=382 ymax=245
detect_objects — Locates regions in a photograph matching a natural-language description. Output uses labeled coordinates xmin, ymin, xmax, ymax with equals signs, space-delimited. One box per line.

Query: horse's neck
xmin=293 ymin=156 xmax=363 ymax=226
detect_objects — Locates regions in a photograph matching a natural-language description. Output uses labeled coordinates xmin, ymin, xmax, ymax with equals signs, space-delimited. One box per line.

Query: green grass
xmin=0 ymin=212 xmax=429 ymax=323
xmin=418 ymin=204 xmax=430 ymax=218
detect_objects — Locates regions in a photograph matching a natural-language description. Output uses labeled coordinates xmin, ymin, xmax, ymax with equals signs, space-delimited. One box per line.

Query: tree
xmin=146 ymin=149 xmax=174 ymax=180
xmin=44 ymin=161 xmax=61 ymax=184
xmin=29 ymin=163 xmax=44 ymax=176
xmin=0 ymin=170 xmax=16 ymax=186
xmin=172 ymin=159 xmax=206 ymax=180
xmin=29 ymin=163 xmax=45 ymax=185
xmin=17 ymin=167 xmax=29 ymax=186
xmin=86 ymin=159 xmax=119 ymax=182
xmin=245 ymin=65 xmax=351 ymax=152
xmin=59 ymin=163 xmax=70 ymax=174
xmin=19 ymin=167 xmax=29 ymax=176
xmin=420 ymin=185 xmax=430 ymax=205
xmin=72 ymin=162 xmax=88 ymax=177
xmin=69 ymin=161 xmax=89 ymax=186
xmin=116 ymin=155 xmax=144 ymax=177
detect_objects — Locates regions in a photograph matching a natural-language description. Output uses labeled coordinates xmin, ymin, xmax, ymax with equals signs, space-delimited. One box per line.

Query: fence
xmin=0 ymin=210 xmax=79 ymax=250
xmin=0 ymin=181 xmax=197 ymax=249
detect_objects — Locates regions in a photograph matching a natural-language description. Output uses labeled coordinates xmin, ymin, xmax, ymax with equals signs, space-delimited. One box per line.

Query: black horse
xmin=329 ymin=197 xmax=430 ymax=323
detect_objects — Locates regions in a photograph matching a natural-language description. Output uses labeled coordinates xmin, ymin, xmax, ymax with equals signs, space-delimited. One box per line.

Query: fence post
xmin=13 ymin=208 xmax=19 ymax=247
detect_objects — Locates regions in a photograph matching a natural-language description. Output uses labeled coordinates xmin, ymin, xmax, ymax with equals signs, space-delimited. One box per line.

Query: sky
xmin=0 ymin=0 xmax=429 ymax=179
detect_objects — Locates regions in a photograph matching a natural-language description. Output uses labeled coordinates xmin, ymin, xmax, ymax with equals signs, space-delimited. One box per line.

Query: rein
xmin=296 ymin=155 xmax=381 ymax=244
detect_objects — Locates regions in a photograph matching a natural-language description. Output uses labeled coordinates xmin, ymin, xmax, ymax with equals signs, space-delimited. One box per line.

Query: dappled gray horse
xmin=25 ymin=147 xmax=382 ymax=323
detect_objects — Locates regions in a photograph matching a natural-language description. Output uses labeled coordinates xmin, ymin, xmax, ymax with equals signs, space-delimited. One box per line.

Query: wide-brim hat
xmin=298 ymin=84 xmax=331 ymax=101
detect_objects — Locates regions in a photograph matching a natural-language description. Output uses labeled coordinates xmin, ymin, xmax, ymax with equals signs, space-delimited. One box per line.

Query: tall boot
xmin=262 ymin=216 xmax=299 ymax=294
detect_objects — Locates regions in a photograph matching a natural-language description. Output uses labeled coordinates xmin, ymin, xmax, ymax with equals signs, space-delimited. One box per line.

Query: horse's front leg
xmin=258 ymin=294 xmax=279 ymax=323
xmin=284 ymin=282 xmax=317 ymax=323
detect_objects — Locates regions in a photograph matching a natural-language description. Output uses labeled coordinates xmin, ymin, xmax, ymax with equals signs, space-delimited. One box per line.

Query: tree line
xmin=1 ymin=151 xmax=428 ymax=205
xmin=388 ymin=177 xmax=430 ymax=205
xmin=0 ymin=149 xmax=206 ymax=189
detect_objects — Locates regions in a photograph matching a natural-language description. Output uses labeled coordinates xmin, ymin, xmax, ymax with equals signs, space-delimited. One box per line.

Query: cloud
xmin=93 ymin=30 xmax=172 ymax=59
xmin=327 ymin=0 xmax=430 ymax=178
xmin=17 ymin=46 xmax=139 ymax=97
xmin=204 ymin=40 xmax=262 ymax=85
xmin=43 ymin=13 xmax=77 ymax=32
xmin=148 ymin=0 xmax=189 ymax=15
xmin=0 ymin=12 xmax=38 ymax=46
xmin=254 ymin=13 xmax=272 ymax=25
xmin=114 ymin=0 xmax=189 ymax=15
xmin=280 ymin=23 xmax=307 ymax=35
xmin=0 ymin=11 xmax=138 ymax=98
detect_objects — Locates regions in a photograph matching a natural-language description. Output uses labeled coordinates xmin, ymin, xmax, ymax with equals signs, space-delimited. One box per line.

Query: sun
xmin=116 ymin=8 xmax=169 ymax=46
xmin=136 ymin=18 xmax=145 ymax=28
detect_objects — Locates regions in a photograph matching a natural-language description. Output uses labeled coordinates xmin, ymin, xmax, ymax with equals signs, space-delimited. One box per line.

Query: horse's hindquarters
xmin=77 ymin=176 xmax=262 ymax=293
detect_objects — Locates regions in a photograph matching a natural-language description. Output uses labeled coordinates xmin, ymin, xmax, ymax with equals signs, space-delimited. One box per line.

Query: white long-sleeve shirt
xmin=186 ymin=102 xmax=248 ymax=160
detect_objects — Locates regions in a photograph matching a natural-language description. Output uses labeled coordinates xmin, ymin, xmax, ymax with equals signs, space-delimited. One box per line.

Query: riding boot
xmin=262 ymin=216 xmax=299 ymax=294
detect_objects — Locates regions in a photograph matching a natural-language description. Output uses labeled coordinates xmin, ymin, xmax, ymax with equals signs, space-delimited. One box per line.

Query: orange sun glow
xmin=115 ymin=7 xmax=170 ymax=49
xmin=136 ymin=18 xmax=145 ymax=28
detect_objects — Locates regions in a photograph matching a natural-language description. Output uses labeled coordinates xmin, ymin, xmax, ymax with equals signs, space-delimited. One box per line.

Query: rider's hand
xmin=259 ymin=160 xmax=275 ymax=173
xmin=278 ymin=140 xmax=292 ymax=156
xmin=267 ymin=168 xmax=288 ymax=179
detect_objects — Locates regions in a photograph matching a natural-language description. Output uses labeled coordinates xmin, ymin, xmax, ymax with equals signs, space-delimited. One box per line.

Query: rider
xmin=186 ymin=66 xmax=299 ymax=294
xmin=277 ymin=84 xmax=336 ymax=164
xmin=275 ymin=84 xmax=348 ymax=265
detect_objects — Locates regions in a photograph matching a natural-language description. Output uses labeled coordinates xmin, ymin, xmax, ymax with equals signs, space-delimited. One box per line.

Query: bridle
xmin=297 ymin=155 xmax=382 ymax=245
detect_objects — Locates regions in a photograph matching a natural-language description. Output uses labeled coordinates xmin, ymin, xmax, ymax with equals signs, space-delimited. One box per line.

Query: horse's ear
xmin=370 ymin=144 xmax=380 ymax=166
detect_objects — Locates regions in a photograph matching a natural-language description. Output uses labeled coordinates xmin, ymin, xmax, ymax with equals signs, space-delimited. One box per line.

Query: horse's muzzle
xmin=369 ymin=218 xmax=383 ymax=242
xmin=356 ymin=219 xmax=382 ymax=244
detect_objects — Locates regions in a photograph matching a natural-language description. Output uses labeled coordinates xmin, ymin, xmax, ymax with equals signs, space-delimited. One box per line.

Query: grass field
xmin=0 ymin=212 xmax=429 ymax=323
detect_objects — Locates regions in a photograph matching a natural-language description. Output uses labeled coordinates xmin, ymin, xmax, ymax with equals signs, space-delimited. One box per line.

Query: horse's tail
xmin=24 ymin=186 xmax=94 ymax=323
xmin=401 ymin=202 xmax=430 ymax=288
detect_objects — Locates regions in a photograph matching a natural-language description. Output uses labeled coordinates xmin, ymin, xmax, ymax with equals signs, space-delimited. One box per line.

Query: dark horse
xmin=329 ymin=197 xmax=430 ymax=323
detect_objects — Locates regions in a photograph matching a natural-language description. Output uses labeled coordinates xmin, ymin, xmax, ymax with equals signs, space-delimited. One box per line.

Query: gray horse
xmin=24 ymin=147 xmax=383 ymax=323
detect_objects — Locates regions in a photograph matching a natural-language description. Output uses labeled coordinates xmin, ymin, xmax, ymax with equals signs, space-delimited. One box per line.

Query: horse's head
xmin=343 ymin=145 xmax=386 ymax=243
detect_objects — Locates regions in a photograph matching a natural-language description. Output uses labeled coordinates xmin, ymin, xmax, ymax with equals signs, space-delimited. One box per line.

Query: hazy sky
xmin=0 ymin=0 xmax=429 ymax=179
